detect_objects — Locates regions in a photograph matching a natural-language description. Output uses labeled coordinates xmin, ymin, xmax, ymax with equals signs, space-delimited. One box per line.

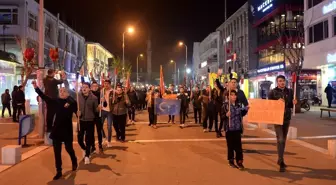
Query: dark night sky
xmin=43 ymin=0 xmax=246 ymax=74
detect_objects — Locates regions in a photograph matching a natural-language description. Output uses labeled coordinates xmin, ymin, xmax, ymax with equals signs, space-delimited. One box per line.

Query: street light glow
xmin=170 ymin=60 xmax=174 ymax=63
xmin=186 ymin=68 xmax=191 ymax=74
xmin=140 ymin=54 xmax=144 ymax=57
xmin=179 ymin=41 xmax=184 ymax=46
xmin=127 ymin=27 xmax=134 ymax=33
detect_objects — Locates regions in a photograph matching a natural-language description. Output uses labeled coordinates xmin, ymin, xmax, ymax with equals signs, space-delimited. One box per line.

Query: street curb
xmin=246 ymin=123 xmax=331 ymax=156
xmin=0 ymin=146 xmax=50 ymax=173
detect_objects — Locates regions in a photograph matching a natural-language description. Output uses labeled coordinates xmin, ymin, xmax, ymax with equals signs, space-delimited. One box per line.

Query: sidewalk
xmin=0 ymin=122 xmax=335 ymax=185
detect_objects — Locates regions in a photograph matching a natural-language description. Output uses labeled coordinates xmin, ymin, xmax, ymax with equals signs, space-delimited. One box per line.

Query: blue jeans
xmin=101 ymin=110 xmax=113 ymax=142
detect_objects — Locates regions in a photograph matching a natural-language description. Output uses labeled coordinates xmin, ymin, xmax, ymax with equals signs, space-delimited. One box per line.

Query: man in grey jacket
xmin=77 ymin=82 xmax=98 ymax=165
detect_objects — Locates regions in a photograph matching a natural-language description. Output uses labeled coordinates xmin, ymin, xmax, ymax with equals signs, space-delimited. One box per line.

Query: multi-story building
xmin=0 ymin=0 xmax=85 ymax=105
xmin=192 ymin=31 xmax=220 ymax=83
xmin=304 ymin=0 xmax=336 ymax=106
xmin=85 ymin=42 xmax=113 ymax=84
xmin=216 ymin=2 xmax=258 ymax=96
xmin=248 ymin=0 xmax=305 ymax=99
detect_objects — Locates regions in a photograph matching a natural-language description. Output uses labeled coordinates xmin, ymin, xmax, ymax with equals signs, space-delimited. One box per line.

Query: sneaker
xmin=237 ymin=161 xmax=245 ymax=170
xmin=182 ymin=124 xmax=185 ymax=127
xmin=53 ymin=172 xmax=62 ymax=180
xmin=203 ymin=129 xmax=207 ymax=133
xmin=279 ymin=162 xmax=286 ymax=172
xmin=128 ymin=120 xmax=132 ymax=124
xmin=91 ymin=148 xmax=96 ymax=155
xmin=132 ymin=120 xmax=135 ymax=124
xmin=216 ymin=133 xmax=221 ymax=138
xmin=277 ymin=161 xmax=287 ymax=168
xmin=107 ymin=142 xmax=112 ymax=148
xmin=228 ymin=160 xmax=237 ymax=168
xmin=153 ymin=125 xmax=157 ymax=129
xmin=84 ymin=157 xmax=90 ymax=165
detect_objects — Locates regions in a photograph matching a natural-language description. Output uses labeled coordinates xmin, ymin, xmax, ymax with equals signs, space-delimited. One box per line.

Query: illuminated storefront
xmin=248 ymin=62 xmax=285 ymax=99
xmin=0 ymin=59 xmax=17 ymax=94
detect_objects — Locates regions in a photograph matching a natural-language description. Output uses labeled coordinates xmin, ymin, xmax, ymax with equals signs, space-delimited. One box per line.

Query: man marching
xmin=268 ymin=75 xmax=297 ymax=172
xmin=77 ymin=82 xmax=99 ymax=165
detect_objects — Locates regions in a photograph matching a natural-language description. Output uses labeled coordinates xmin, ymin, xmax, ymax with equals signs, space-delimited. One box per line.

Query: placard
xmin=248 ymin=99 xmax=285 ymax=125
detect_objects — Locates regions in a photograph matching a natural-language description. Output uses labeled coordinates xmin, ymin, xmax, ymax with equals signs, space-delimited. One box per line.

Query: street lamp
xmin=122 ymin=26 xmax=135 ymax=79
xmin=170 ymin=60 xmax=177 ymax=85
xmin=178 ymin=41 xmax=188 ymax=83
xmin=186 ymin=68 xmax=191 ymax=74
xmin=137 ymin=53 xmax=144 ymax=85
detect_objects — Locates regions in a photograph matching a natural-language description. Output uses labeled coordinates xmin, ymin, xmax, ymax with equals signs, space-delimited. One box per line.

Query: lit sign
xmin=201 ymin=61 xmax=207 ymax=68
xmin=258 ymin=0 xmax=273 ymax=12
xmin=327 ymin=52 xmax=336 ymax=63
xmin=226 ymin=35 xmax=231 ymax=42
xmin=323 ymin=0 xmax=336 ymax=15
xmin=257 ymin=63 xmax=284 ymax=74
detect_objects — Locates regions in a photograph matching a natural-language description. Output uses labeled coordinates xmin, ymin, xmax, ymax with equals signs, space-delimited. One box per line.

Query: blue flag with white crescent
xmin=154 ymin=98 xmax=181 ymax=115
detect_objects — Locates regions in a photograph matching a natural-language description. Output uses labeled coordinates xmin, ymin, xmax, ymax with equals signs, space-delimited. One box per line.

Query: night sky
xmin=44 ymin=0 xmax=246 ymax=74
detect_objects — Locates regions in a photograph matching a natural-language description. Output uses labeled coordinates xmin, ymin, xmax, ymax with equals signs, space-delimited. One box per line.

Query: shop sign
xmin=323 ymin=0 xmax=336 ymax=15
xmin=257 ymin=0 xmax=273 ymax=13
xmin=0 ymin=61 xmax=14 ymax=75
xmin=257 ymin=62 xmax=284 ymax=74
xmin=327 ymin=52 xmax=336 ymax=63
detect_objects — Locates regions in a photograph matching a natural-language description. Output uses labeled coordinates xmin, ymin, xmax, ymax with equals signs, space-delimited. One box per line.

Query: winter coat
xmin=78 ymin=93 xmax=98 ymax=122
xmin=16 ymin=90 xmax=25 ymax=105
xmin=110 ymin=93 xmax=131 ymax=115
xmin=222 ymin=102 xmax=248 ymax=132
xmin=35 ymin=87 xmax=77 ymax=142
xmin=127 ymin=90 xmax=138 ymax=105
xmin=191 ymin=91 xmax=202 ymax=109
xmin=43 ymin=76 xmax=64 ymax=99
xmin=268 ymin=87 xmax=294 ymax=121
xmin=1 ymin=93 xmax=11 ymax=104
xmin=177 ymin=93 xmax=189 ymax=109
xmin=325 ymin=85 xmax=334 ymax=99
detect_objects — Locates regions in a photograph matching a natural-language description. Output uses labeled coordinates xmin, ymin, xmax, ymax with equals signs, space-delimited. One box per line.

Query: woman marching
xmin=32 ymin=80 xmax=78 ymax=180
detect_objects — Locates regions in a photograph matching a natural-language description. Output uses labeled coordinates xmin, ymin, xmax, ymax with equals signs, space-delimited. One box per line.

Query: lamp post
xmin=122 ymin=26 xmax=134 ymax=80
xmin=178 ymin=41 xmax=188 ymax=84
xmin=137 ymin=53 xmax=144 ymax=86
xmin=170 ymin=60 xmax=177 ymax=85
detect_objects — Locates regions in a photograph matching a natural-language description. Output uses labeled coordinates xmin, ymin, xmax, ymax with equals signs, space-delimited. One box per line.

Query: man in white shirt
xmin=101 ymin=80 xmax=113 ymax=147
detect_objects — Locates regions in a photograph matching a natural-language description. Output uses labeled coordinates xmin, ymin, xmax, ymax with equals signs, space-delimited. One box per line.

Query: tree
xmin=276 ymin=17 xmax=304 ymax=112
xmin=111 ymin=56 xmax=132 ymax=82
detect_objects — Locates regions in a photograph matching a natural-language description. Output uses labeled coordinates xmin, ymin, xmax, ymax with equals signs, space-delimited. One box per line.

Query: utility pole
xmin=38 ymin=0 xmax=45 ymax=141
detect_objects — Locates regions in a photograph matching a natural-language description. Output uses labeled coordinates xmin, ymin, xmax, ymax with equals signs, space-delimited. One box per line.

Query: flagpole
xmin=76 ymin=72 xmax=80 ymax=132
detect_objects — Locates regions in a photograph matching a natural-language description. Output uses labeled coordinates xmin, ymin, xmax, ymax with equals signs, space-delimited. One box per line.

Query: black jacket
xmin=35 ymin=88 xmax=77 ymax=142
xmin=43 ymin=76 xmax=64 ymax=99
xmin=127 ymin=90 xmax=138 ymax=105
xmin=177 ymin=93 xmax=189 ymax=109
xmin=1 ymin=93 xmax=11 ymax=104
xmin=16 ymin=90 xmax=25 ymax=104
xmin=191 ymin=91 xmax=202 ymax=109
xmin=268 ymin=87 xmax=294 ymax=121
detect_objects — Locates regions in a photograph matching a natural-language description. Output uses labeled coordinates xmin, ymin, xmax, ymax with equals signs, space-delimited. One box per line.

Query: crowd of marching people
xmin=25 ymin=69 xmax=297 ymax=180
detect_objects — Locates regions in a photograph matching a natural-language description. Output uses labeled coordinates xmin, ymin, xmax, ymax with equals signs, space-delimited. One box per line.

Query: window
xmin=308 ymin=0 xmax=324 ymax=9
xmin=0 ymin=8 xmax=18 ymax=24
xmin=45 ymin=21 xmax=52 ymax=40
xmin=28 ymin=12 xmax=37 ymax=30
xmin=334 ymin=16 xmax=336 ymax=36
xmin=308 ymin=20 xmax=328 ymax=43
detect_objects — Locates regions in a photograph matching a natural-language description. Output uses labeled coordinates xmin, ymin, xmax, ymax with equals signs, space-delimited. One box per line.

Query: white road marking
xmin=0 ymin=122 xmax=17 ymax=125
xmin=298 ymin=135 xmax=336 ymax=139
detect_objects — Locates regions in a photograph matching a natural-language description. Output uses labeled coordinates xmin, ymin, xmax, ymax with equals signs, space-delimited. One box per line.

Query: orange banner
xmin=247 ymin=99 xmax=285 ymax=125
xmin=162 ymin=94 xmax=177 ymax=100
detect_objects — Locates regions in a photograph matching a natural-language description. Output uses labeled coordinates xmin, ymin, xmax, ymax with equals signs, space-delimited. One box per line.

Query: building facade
xmin=248 ymin=0 xmax=304 ymax=99
xmin=86 ymin=42 xmax=113 ymax=84
xmin=192 ymin=32 xmax=220 ymax=83
xmin=217 ymin=2 xmax=258 ymax=96
xmin=304 ymin=0 xmax=336 ymax=106
xmin=0 ymin=0 xmax=85 ymax=105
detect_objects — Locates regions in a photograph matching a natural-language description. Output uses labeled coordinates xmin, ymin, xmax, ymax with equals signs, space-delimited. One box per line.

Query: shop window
xmin=334 ymin=16 xmax=336 ymax=36
xmin=0 ymin=8 xmax=18 ymax=25
xmin=28 ymin=12 xmax=37 ymax=31
xmin=307 ymin=0 xmax=324 ymax=9
xmin=309 ymin=20 xmax=328 ymax=43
